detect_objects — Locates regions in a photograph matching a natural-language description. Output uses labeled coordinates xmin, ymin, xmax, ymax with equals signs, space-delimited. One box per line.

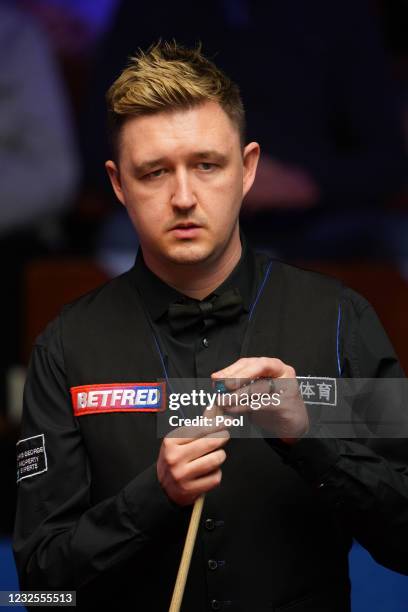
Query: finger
xmin=214 ymin=371 xmax=271 ymax=393
xmin=185 ymin=448 xmax=227 ymax=480
xmin=163 ymin=430 xmax=230 ymax=467
xmin=212 ymin=357 xmax=291 ymax=385
xmin=179 ymin=430 xmax=230 ymax=463
xmin=222 ymin=404 xmax=252 ymax=414
xmin=242 ymin=377 xmax=301 ymax=405
xmin=231 ymin=377 xmax=273 ymax=396
xmin=212 ymin=357 xmax=259 ymax=382
xmin=221 ymin=378 xmax=276 ymax=413
xmin=214 ymin=376 xmax=252 ymax=393
xmin=185 ymin=468 xmax=223 ymax=498
xmin=219 ymin=377 xmax=300 ymax=414
xmin=167 ymin=420 xmax=229 ymax=444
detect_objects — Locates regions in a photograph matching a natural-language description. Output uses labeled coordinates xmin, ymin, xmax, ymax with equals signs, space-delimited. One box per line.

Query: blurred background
xmin=0 ymin=0 xmax=407 ymax=608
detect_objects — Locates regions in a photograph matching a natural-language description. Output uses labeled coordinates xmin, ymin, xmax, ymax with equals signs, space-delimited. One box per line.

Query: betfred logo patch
xmin=71 ymin=382 xmax=165 ymax=416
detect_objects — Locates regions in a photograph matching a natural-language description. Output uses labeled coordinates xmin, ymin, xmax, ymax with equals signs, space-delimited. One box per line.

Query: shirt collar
xmin=132 ymin=232 xmax=255 ymax=322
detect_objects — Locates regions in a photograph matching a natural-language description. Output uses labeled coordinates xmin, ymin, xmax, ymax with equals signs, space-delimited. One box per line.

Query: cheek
xmin=123 ymin=186 xmax=166 ymax=226
xmin=210 ymin=169 xmax=243 ymax=209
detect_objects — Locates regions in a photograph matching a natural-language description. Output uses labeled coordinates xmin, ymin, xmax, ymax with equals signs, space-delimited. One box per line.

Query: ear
xmin=242 ymin=142 xmax=260 ymax=198
xmin=105 ymin=160 xmax=126 ymax=206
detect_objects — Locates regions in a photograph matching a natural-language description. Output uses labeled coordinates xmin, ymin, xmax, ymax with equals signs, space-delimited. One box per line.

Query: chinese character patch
xmin=297 ymin=377 xmax=337 ymax=406
xmin=16 ymin=434 xmax=48 ymax=483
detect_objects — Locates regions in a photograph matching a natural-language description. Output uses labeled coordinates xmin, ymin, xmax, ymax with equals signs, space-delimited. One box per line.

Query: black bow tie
xmin=168 ymin=288 xmax=244 ymax=334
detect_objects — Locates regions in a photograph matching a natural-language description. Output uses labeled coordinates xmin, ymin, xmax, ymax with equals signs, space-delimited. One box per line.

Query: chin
xmin=166 ymin=242 xmax=214 ymax=266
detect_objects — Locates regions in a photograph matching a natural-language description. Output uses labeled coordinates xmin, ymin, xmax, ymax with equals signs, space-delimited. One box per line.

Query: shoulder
xmin=263 ymin=259 xmax=403 ymax=376
xmin=272 ymin=259 xmax=342 ymax=287
xmin=267 ymin=258 xmax=388 ymax=335
xmin=259 ymin=256 xmax=344 ymax=302
xmin=263 ymin=257 xmax=380 ymax=309
xmin=61 ymin=267 xmax=141 ymax=326
xmin=34 ymin=267 xmax=139 ymax=350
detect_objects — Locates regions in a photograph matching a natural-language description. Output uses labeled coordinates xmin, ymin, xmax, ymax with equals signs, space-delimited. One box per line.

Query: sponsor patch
xmin=297 ymin=376 xmax=337 ymax=406
xmin=16 ymin=434 xmax=48 ymax=483
xmin=70 ymin=382 xmax=166 ymax=416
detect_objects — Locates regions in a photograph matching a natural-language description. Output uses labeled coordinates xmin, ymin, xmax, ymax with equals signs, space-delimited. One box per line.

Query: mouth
xmin=171 ymin=222 xmax=200 ymax=230
xmin=170 ymin=222 xmax=202 ymax=238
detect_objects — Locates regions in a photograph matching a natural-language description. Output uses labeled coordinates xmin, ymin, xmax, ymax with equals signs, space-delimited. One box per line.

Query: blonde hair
xmin=106 ymin=40 xmax=245 ymax=159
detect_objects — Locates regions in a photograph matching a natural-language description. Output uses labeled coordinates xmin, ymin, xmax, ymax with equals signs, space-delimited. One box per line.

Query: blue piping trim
xmin=249 ymin=260 xmax=273 ymax=321
xmin=152 ymin=333 xmax=170 ymax=386
xmin=336 ymin=304 xmax=342 ymax=376
xmin=151 ymin=332 xmax=186 ymax=418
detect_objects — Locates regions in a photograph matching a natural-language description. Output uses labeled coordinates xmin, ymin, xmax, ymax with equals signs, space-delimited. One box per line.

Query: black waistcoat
xmin=61 ymin=259 xmax=351 ymax=612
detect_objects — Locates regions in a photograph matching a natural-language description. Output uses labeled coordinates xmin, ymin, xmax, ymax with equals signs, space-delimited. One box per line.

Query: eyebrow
xmin=133 ymin=158 xmax=167 ymax=175
xmin=133 ymin=150 xmax=228 ymax=175
xmin=194 ymin=150 xmax=228 ymax=163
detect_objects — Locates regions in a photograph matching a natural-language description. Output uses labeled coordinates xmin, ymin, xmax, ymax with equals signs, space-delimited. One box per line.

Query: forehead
xmin=119 ymin=101 xmax=240 ymax=163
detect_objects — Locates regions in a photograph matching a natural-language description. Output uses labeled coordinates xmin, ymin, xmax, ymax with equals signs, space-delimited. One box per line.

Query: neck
xmin=143 ymin=229 xmax=242 ymax=300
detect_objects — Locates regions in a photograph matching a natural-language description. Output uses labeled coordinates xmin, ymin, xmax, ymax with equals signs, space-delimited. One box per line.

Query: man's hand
xmin=212 ymin=357 xmax=309 ymax=444
xmin=157 ymin=424 xmax=230 ymax=506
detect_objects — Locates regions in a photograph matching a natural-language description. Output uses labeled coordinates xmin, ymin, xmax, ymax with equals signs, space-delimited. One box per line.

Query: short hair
xmin=106 ymin=40 xmax=246 ymax=160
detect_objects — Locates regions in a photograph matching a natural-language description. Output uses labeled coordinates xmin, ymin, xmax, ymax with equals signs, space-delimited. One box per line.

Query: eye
xmin=197 ymin=162 xmax=217 ymax=172
xmin=142 ymin=168 xmax=166 ymax=180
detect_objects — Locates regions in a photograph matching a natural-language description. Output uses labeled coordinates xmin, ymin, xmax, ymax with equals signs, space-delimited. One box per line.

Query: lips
xmin=170 ymin=222 xmax=202 ymax=238
xmin=171 ymin=222 xmax=200 ymax=230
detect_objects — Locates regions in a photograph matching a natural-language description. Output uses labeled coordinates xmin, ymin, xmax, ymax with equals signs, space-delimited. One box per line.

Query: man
xmin=13 ymin=42 xmax=408 ymax=611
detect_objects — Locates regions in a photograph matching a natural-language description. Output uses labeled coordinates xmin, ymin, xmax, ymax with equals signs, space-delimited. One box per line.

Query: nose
xmin=171 ymin=168 xmax=197 ymax=211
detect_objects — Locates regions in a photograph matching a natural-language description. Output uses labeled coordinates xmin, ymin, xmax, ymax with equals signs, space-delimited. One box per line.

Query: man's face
xmin=106 ymin=101 xmax=259 ymax=272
